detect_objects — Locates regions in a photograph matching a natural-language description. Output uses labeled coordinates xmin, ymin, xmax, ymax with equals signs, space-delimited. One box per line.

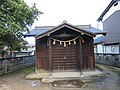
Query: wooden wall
xmin=82 ymin=38 xmax=95 ymax=70
xmin=36 ymin=38 xmax=49 ymax=71
xmin=36 ymin=37 xmax=95 ymax=72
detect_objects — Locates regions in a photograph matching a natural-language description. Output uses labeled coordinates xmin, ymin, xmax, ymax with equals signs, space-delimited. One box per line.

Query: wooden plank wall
xmin=52 ymin=43 xmax=79 ymax=70
xmin=36 ymin=38 xmax=95 ymax=71
xmin=36 ymin=44 xmax=49 ymax=71
xmin=82 ymin=39 xmax=94 ymax=70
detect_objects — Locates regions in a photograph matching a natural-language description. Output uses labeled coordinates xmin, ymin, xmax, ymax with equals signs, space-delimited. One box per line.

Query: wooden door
xmin=52 ymin=43 xmax=79 ymax=71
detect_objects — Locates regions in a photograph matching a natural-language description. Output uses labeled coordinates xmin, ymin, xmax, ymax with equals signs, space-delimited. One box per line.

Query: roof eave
xmin=23 ymin=34 xmax=36 ymax=38
xmin=95 ymin=32 xmax=107 ymax=36
xmin=97 ymin=0 xmax=119 ymax=21
xmin=36 ymin=23 xmax=96 ymax=40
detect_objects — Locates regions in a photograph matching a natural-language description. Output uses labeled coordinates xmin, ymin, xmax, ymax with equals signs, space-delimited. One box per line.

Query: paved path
xmin=0 ymin=64 xmax=120 ymax=90
xmin=89 ymin=64 xmax=120 ymax=90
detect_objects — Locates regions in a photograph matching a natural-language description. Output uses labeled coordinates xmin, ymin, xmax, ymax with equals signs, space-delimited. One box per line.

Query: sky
xmin=24 ymin=0 xmax=110 ymax=44
xmin=24 ymin=0 xmax=110 ymax=27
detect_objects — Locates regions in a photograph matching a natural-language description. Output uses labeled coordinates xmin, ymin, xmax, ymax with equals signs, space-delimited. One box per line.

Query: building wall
xmin=98 ymin=44 xmax=104 ymax=53
xmin=97 ymin=1 xmax=120 ymax=29
xmin=94 ymin=44 xmax=119 ymax=54
xmin=105 ymin=45 xmax=119 ymax=54
xmin=36 ymin=37 xmax=95 ymax=72
xmin=82 ymin=38 xmax=95 ymax=69
xmin=36 ymin=38 xmax=49 ymax=72
xmin=96 ymin=1 xmax=120 ymax=54
xmin=103 ymin=1 xmax=120 ymax=21
xmin=94 ymin=44 xmax=105 ymax=53
xmin=103 ymin=10 xmax=120 ymax=44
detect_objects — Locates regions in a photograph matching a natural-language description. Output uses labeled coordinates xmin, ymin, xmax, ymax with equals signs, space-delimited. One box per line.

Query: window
xmin=114 ymin=2 xmax=118 ymax=7
xmin=111 ymin=45 xmax=119 ymax=53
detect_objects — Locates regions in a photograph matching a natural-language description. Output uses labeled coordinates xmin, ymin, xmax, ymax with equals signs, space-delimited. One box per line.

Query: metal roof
xmin=97 ymin=0 xmax=119 ymax=21
xmin=94 ymin=36 xmax=105 ymax=44
xmin=85 ymin=27 xmax=107 ymax=35
xmin=94 ymin=35 xmax=120 ymax=45
xmin=24 ymin=25 xmax=106 ymax=37
xmin=24 ymin=28 xmax=49 ymax=37
xmin=35 ymin=22 xmax=96 ymax=39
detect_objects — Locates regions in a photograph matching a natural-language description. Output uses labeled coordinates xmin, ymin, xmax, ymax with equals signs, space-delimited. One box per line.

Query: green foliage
xmin=23 ymin=66 xmax=35 ymax=76
xmin=95 ymin=65 xmax=103 ymax=71
xmin=0 ymin=0 xmax=42 ymax=50
xmin=0 ymin=50 xmax=8 ymax=57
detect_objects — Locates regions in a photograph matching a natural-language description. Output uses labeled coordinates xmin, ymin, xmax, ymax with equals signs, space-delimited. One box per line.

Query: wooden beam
xmin=79 ymin=37 xmax=83 ymax=75
xmin=52 ymin=33 xmax=77 ymax=38
xmin=48 ymin=37 xmax=52 ymax=75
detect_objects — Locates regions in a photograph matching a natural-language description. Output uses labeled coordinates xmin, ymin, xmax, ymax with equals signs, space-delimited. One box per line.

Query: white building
xmin=95 ymin=0 xmax=120 ymax=54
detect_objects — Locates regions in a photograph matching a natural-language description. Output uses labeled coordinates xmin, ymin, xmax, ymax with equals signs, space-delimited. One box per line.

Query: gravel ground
xmin=0 ymin=64 xmax=120 ymax=90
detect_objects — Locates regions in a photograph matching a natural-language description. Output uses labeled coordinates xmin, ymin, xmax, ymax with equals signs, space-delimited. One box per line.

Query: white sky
xmin=24 ymin=0 xmax=110 ymax=27
xmin=24 ymin=0 xmax=110 ymax=44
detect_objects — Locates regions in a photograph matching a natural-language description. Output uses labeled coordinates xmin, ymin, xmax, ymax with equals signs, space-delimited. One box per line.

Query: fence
xmin=94 ymin=53 xmax=120 ymax=68
xmin=0 ymin=55 xmax=35 ymax=75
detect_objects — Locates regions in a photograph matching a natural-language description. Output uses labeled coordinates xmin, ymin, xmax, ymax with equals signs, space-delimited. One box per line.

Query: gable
xmin=36 ymin=22 xmax=95 ymax=40
xmin=97 ymin=0 xmax=119 ymax=21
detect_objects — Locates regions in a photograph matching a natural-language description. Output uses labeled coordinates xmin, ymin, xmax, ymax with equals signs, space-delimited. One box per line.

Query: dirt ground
xmin=0 ymin=64 xmax=120 ymax=90
xmin=0 ymin=70 xmax=52 ymax=90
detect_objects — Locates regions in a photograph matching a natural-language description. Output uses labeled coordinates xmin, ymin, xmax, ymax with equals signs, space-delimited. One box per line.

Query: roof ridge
xmin=35 ymin=24 xmax=91 ymax=29
xmin=35 ymin=26 xmax=55 ymax=28
xmin=75 ymin=24 xmax=91 ymax=27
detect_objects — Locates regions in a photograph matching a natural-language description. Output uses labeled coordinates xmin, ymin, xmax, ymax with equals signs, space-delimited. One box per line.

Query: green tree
xmin=0 ymin=0 xmax=42 ymax=52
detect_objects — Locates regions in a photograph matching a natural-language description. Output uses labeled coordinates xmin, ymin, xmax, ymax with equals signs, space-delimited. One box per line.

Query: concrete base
xmin=26 ymin=69 xmax=103 ymax=83
xmin=26 ymin=73 xmax=50 ymax=80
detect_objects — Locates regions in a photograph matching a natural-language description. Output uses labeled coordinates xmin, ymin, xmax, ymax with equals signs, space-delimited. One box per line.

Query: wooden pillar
xmin=48 ymin=37 xmax=52 ymax=75
xmin=91 ymin=39 xmax=95 ymax=69
xmin=79 ymin=37 xmax=83 ymax=75
xmin=35 ymin=39 xmax=39 ymax=73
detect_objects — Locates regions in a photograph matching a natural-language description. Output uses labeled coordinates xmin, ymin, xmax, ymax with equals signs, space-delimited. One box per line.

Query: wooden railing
xmin=94 ymin=53 xmax=120 ymax=68
xmin=0 ymin=55 xmax=35 ymax=75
